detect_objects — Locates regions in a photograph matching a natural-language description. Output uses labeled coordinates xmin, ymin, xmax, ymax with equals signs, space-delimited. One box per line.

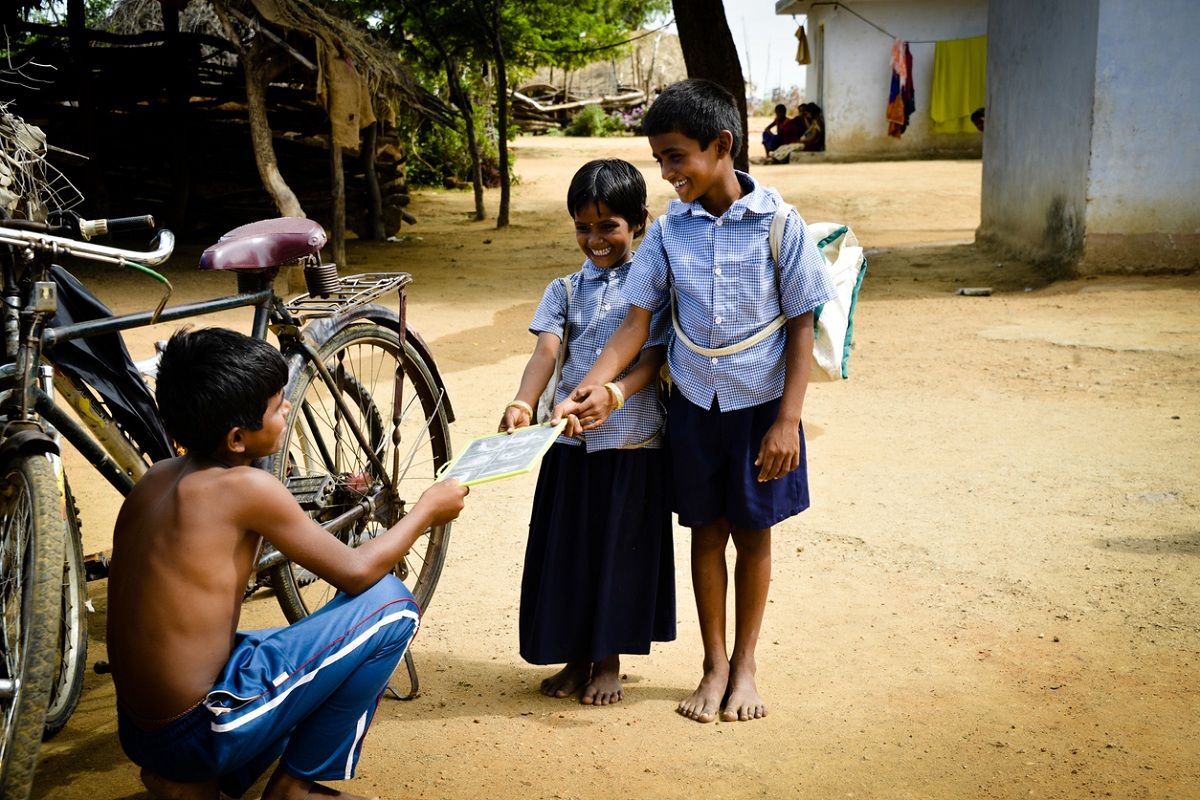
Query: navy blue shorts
xmin=117 ymin=576 xmax=418 ymax=798
xmin=668 ymin=391 xmax=810 ymax=530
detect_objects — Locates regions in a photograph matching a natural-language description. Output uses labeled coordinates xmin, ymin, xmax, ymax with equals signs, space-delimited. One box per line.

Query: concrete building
xmin=775 ymin=0 xmax=988 ymax=158
xmin=776 ymin=0 xmax=1199 ymax=274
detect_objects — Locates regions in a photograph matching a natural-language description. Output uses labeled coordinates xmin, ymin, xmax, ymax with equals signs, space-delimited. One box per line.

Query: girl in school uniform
xmin=498 ymin=159 xmax=675 ymax=705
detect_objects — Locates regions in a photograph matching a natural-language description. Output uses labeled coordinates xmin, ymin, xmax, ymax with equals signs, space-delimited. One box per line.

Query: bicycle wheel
xmin=43 ymin=478 xmax=86 ymax=740
xmin=268 ymin=324 xmax=452 ymax=623
xmin=0 ymin=455 xmax=65 ymax=800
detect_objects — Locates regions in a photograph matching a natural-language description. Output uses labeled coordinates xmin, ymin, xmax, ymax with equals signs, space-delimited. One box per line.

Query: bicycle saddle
xmin=200 ymin=217 xmax=327 ymax=270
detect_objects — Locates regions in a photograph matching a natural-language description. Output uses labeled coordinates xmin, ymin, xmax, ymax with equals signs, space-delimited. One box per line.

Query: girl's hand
xmin=570 ymin=383 xmax=616 ymax=431
xmin=499 ymin=403 xmax=533 ymax=433
xmin=550 ymin=398 xmax=584 ymax=437
xmin=754 ymin=418 xmax=801 ymax=482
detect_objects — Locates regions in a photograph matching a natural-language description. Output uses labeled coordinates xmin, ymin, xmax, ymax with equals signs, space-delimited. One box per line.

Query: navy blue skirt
xmin=520 ymin=442 xmax=676 ymax=665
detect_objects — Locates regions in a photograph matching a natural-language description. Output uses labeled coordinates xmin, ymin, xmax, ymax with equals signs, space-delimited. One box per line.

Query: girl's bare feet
xmin=139 ymin=769 xmax=219 ymax=800
xmin=539 ymin=660 xmax=590 ymax=698
xmin=676 ymin=661 xmax=729 ymax=723
xmin=721 ymin=657 xmax=767 ymax=721
xmin=580 ymin=655 xmax=622 ymax=705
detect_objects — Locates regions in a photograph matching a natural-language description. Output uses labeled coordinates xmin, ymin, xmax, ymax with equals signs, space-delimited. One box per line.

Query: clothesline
xmin=802 ymin=1 xmax=983 ymax=45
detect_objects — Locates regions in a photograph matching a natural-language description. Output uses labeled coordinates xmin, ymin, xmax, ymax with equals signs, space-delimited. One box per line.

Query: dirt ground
xmin=31 ymin=123 xmax=1199 ymax=800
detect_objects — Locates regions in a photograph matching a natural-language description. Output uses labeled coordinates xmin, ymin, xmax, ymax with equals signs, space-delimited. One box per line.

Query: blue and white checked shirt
xmin=530 ymin=260 xmax=670 ymax=451
xmin=623 ymin=171 xmax=836 ymax=412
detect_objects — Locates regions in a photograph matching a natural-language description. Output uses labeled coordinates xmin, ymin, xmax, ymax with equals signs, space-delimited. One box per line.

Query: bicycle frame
xmin=0 ymin=225 xmax=430 ymax=553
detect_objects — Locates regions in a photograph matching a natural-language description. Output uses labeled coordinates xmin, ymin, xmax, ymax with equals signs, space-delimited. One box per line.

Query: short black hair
xmin=566 ymin=159 xmax=648 ymax=236
xmin=156 ymin=327 xmax=288 ymax=455
xmin=643 ymin=78 xmax=743 ymax=160
xmin=774 ymin=103 xmax=787 ymax=115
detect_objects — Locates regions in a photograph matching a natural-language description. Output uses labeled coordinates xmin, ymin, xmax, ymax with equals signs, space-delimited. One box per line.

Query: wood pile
xmin=511 ymin=84 xmax=646 ymax=134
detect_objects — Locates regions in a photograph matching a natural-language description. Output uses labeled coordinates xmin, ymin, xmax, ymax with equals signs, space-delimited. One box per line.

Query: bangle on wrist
xmin=506 ymin=399 xmax=533 ymax=418
xmin=603 ymin=382 xmax=625 ymax=412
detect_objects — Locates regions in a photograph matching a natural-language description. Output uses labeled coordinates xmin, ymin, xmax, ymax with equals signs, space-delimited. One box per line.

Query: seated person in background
xmin=761 ymin=103 xmax=791 ymax=156
xmin=106 ymin=327 xmax=468 ymax=800
xmin=796 ymin=103 xmax=825 ymax=152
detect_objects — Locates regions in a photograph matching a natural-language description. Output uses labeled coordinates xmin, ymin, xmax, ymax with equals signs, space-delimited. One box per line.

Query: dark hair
xmin=156 ymin=327 xmax=288 ymax=455
xmin=566 ymin=159 xmax=648 ymax=236
xmin=643 ymin=78 xmax=743 ymax=160
xmin=774 ymin=103 xmax=787 ymax=115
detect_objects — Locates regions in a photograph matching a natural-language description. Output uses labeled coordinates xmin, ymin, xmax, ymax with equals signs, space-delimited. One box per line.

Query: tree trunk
xmin=329 ymin=135 xmax=345 ymax=265
xmin=671 ymin=0 xmax=750 ymax=173
xmin=244 ymin=43 xmax=304 ymax=217
xmin=213 ymin=0 xmax=304 ymax=218
xmin=478 ymin=0 xmax=510 ymax=228
xmin=414 ymin=5 xmax=485 ymax=221
xmin=363 ymin=122 xmax=385 ymax=240
xmin=453 ymin=64 xmax=487 ymax=222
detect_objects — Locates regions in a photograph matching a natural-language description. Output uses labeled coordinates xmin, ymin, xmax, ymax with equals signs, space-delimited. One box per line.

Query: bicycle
xmin=0 ymin=213 xmax=456 ymax=800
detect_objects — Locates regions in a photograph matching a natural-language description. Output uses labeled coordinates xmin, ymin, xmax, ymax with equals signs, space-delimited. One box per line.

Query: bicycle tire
xmin=0 ymin=454 xmax=65 ymax=800
xmin=268 ymin=324 xmax=452 ymax=622
xmin=43 ymin=477 xmax=87 ymax=740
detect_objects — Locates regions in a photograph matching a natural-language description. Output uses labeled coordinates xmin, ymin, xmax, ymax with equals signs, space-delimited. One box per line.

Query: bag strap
xmin=669 ymin=203 xmax=791 ymax=359
xmin=553 ymin=275 xmax=572 ymax=384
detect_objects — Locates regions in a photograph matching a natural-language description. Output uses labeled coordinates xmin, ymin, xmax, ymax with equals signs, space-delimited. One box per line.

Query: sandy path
xmin=31 ymin=128 xmax=1199 ymax=800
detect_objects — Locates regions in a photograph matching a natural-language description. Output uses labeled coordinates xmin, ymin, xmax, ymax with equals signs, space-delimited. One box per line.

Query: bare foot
xmin=140 ymin=769 xmax=219 ymax=800
xmin=580 ymin=655 xmax=622 ymax=706
xmin=721 ymin=659 xmax=767 ymax=722
xmin=676 ymin=662 xmax=729 ymax=723
xmin=262 ymin=767 xmax=379 ymax=800
xmin=539 ymin=660 xmax=590 ymax=698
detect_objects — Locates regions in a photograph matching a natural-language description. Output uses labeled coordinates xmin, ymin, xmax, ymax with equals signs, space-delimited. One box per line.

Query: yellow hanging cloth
xmin=795 ymin=25 xmax=811 ymax=66
xmin=929 ymin=35 xmax=987 ymax=134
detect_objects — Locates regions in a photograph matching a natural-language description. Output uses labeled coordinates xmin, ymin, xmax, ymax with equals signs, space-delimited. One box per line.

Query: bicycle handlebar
xmin=79 ymin=215 xmax=156 ymax=241
xmin=0 ymin=224 xmax=175 ymax=267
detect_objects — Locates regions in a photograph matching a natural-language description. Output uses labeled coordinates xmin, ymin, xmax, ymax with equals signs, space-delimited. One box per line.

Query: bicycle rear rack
xmin=285 ymin=272 xmax=413 ymax=323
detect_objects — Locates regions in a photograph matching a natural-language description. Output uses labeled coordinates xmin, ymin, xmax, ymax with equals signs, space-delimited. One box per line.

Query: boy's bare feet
xmin=262 ymin=766 xmax=380 ymax=800
xmin=140 ymin=769 xmax=219 ymax=800
xmin=580 ymin=655 xmax=622 ymax=705
xmin=676 ymin=661 xmax=729 ymax=723
xmin=539 ymin=660 xmax=590 ymax=698
xmin=721 ymin=658 xmax=767 ymax=721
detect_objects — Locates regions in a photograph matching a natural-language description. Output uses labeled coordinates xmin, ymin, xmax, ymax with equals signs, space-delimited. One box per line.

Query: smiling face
xmin=574 ymin=200 xmax=637 ymax=269
xmin=649 ymin=130 xmax=739 ymax=216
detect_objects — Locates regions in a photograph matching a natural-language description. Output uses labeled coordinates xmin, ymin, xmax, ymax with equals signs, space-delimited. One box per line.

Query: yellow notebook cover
xmin=437 ymin=420 xmax=567 ymax=487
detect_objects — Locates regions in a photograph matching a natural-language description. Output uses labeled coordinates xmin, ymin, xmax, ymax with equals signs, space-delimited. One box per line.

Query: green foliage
xmin=563 ymin=105 xmax=624 ymax=137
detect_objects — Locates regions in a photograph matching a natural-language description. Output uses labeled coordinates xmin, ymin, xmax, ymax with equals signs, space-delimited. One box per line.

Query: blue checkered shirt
xmin=530 ymin=260 xmax=670 ymax=451
xmin=623 ymin=171 xmax=837 ymax=412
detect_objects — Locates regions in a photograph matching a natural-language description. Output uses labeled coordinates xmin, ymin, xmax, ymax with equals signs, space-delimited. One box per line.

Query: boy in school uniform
xmin=558 ymin=79 xmax=836 ymax=724
xmin=106 ymin=328 xmax=468 ymax=800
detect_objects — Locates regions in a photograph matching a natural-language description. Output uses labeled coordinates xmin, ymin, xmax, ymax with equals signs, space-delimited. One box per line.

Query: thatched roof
xmin=104 ymin=0 xmax=455 ymax=129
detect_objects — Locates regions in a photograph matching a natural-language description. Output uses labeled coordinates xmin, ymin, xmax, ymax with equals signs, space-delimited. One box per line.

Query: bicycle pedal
xmin=285 ymin=474 xmax=335 ymax=510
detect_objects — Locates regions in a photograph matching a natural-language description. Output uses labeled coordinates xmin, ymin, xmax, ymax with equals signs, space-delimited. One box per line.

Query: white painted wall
xmin=782 ymin=0 xmax=988 ymax=157
xmin=980 ymin=0 xmax=1199 ymax=272
xmin=1087 ymin=0 xmax=1200 ymax=236
xmin=979 ymin=0 xmax=1099 ymax=260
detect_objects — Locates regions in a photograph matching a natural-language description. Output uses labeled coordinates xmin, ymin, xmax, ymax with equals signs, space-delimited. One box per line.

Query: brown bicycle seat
xmin=200 ymin=217 xmax=327 ymax=271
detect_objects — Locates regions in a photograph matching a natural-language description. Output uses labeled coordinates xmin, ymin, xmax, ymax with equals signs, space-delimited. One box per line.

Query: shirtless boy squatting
xmin=106 ymin=328 xmax=468 ymax=800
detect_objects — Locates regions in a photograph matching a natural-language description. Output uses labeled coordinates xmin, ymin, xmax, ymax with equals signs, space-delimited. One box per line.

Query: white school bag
xmin=667 ymin=204 xmax=867 ymax=381
xmin=776 ymin=207 xmax=868 ymax=381
xmin=536 ymin=276 xmax=573 ymax=422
